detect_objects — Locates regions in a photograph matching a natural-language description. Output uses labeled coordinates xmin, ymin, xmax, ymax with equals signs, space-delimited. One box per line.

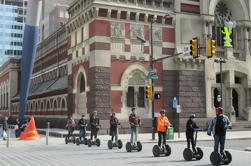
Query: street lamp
xmin=214 ymin=58 xmax=226 ymax=107
xmin=149 ymin=13 xmax=173 ymax=140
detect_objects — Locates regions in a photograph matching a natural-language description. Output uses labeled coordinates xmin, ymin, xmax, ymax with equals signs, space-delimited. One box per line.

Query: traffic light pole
xmin=214 ymin=58 xmax=226 ymax=107
xmin=150 ymin=19 xmax=155 ymax=140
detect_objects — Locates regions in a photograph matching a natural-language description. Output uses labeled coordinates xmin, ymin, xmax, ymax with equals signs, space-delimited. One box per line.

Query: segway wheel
xmin=65 ymin=137 xmax=68 ymax=144
xmin=165 ymin=144 xmax=171 ymax=156
xmin=108 ymin=140 xmax=113 ymax=149
xmin=96 ymin=138 xmax=101 ymax=147
xmin=87 ymin=139 xmax=92 ymax=147
xmin=183 ymin=148 xmax=193 ymax=161
xmin=118 ymin=140 xmax=123 ymax=149
xmin=224 ymin=151 xmax=232 ymax=165
xmin=210 ymin=152 xmax=221 ymax=166
xmin=73 ymin=136 xmax=76 ymax=144
xmin=126 ymin=142 xmax=131 ymax=152
xmin=152 ymin=145 xmax=160 ymax=157
xmin=76 ymin=138 xmax=80 ymax=146
xmin=84 ymin=138 xmax=88 ymax=145
xmin=195 ymin=147 xmax=203 ymax=160
xmin=137 ymin=141 xmax=142 ymax=152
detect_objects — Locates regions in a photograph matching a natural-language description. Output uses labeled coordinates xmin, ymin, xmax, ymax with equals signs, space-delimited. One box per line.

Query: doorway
xmin=232 ymin=89 xmax=239 ymax=117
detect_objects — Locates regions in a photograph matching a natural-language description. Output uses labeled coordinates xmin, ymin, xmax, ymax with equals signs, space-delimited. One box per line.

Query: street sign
xmin=182 ymin=45 xmax=193 ymax=59
xmin=148 ymin=68 xmax=156 ymax=73
xmin=176 ymin=105 xmax=181 ymax=113
xmin=147 ymin=75 xmax=159 ymax=79
xmin=173 ymin=97 xmax=177 ymax=109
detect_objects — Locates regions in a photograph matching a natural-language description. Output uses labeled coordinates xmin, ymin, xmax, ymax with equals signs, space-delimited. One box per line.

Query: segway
xmin=76 ymin=137 xmax=88 ymax=146
xmin=87 ymin=138 xmax=101 ymax=147
xmin=183 ymin=128 xmax=203 ymax=161
xmin=65 ymin=136 xmax=76 ymax=144
xmin=126 ymin=141 xmax=142 ymax=152
xmin=107 ymin=127 xmax=123 ymax=149
xmin=210 ymin=151 xmax=232 ymax=165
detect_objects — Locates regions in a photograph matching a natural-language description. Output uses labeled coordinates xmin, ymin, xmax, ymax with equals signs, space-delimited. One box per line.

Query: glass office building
xmin=0 ymin=0 xmax=27 ymax=66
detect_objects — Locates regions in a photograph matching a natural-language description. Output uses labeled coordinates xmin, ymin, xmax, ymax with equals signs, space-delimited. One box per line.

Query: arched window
xmin=213 ymin=2 xmax=234 ymax=48
xmin=41 ymin=102 xmax=44 ymax=111
xmin=126 ymin=70 xmax=146 ymax=108
xmin=35 ymin=102 xmax=38 ymax=111
xmin=80 ymin=74 xmax=85 ymax=93
xmin=62 ymin=99 xmax=66 ymax=109
xmin=47 ymin=101 xmax=50 ymax=111
xmin=54 ymin=100 xmax=57 ymax=110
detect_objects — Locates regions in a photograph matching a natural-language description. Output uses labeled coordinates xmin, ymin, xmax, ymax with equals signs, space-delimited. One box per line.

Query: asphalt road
xmin=0 ymin=139 xmax=250 ymax=166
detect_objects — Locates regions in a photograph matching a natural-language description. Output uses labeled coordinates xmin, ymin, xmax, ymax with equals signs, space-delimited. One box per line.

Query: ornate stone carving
xmin=111 ymin=22 xmax=125 ymax=38
xmin=151 ymin=27 xmax=162 ymax=41
xmin=128 ymin=70 xmax=147 ymax=85
xmin=130 ymin=25 xmax=144 ymax=39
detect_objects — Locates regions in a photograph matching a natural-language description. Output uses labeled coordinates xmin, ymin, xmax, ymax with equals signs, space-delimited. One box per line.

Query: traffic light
xmin=145 ymin=85 xmax=152 ymax=99
xmin=212 ymin=39 xmax=216 ymax=56
xmin=207 ymin=38 xmax=216 ymax=58
xmin=207 ymin=38 xmax=212 ymax=58
xmin=190 ymin=38 xmax=199 ymax=58
xmin=154 ymin=93 xmax=161 ymax=100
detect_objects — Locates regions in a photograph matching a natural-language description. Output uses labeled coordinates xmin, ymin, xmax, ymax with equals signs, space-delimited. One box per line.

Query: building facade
xmin=1 ymin=0 xmax=251 ymax=131
xmin=39 ymin=0 xmax=73 ymax=42
xmin=0 ymin=0 xmax=27 ymax=66
xmin=49 ymin=4 xmax=69 ymax=36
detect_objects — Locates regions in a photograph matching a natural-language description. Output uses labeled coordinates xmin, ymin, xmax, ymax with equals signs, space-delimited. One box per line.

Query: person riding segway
xmin=208 ymin=107 xmax=232 ymax=165
xmin=65 ymin=115 xmax=76 ymax=144
xmin=88 ymin=110 xmax=101 ymax=147
xmin=76 ymin=114 xmax=88 ymax=146
xmin=152 ymin=109 xmax=172 ymax=157
xmin=126 ymin=107 xmax=142 ymax=152
xmin=107 ymin=112 xmax=123 ymax=149
xmin=183 ymin=114 xmax=203 ymax=161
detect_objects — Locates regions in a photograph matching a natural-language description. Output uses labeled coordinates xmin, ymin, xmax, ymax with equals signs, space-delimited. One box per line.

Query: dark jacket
xmin=186 ymin=119 xmax=199 ymax=136
xmin=90 ymin=116 xmax=100 ymax=130
xmin=78 ymin=119 xmax=87 ymax=129
xmin=66 ymin=119 xmax=76 ymax=130
xmin=129 ymin=113 xmax=140 ymax=129
xmin=110 ymin=116 xmax=119 ymax=132
xmin=3 ymin=120 xmax=8 ymax=131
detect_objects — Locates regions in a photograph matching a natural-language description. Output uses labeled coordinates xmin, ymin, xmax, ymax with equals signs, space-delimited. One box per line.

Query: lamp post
xmin=214 ymin=58 xmax=226 ymax=107
xmin=137 ymin=14 xmax=174 ymax=140
xmin=149 ymin=14 xmax=172 ymax=140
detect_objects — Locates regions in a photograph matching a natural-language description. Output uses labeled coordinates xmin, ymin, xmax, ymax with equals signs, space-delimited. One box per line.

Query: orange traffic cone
xmin=19 ymin=116 xmax=41 ymax=140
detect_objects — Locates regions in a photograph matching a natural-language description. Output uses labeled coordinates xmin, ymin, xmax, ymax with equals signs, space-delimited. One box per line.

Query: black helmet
xmin=82 ymin=114 xmax=85 ymax=117
xmin=189 ymin=114 xmax=195 ymax=118
xmin=131 ymin=107 xmax=136 ymax=111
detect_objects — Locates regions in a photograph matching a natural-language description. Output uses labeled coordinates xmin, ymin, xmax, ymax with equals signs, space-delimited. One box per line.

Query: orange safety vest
xmin=157 ymin=115 xmax=171 ymax=132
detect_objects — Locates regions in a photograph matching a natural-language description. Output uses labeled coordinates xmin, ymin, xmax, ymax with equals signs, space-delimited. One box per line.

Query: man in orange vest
xmin=157 ymin=109 xmax=172 ymax=147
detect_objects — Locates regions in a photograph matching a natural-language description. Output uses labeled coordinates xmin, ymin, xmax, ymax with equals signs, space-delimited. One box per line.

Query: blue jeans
xmin=130 ymin=127 xmax=138 ymax=144
xmin=214 ymin=135 xmax=226 ymax=155
xmin=79 ymin=128 xmax=86 ymax=140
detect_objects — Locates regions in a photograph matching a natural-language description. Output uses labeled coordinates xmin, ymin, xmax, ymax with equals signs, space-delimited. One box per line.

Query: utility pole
xmin=214 ymin=58 xmax=226 ymax=107
xmin=150 ymin=18 xmax=155 ymax=140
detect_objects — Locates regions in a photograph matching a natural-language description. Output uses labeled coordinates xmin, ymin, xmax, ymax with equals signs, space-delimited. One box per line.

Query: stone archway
xmin=120 ymin=63 xmax=150 ymax=119
xmin=75 ymin=69 xmax=87 ymax=116
xmin=209 ymin=0 xmax=249 ymax=20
